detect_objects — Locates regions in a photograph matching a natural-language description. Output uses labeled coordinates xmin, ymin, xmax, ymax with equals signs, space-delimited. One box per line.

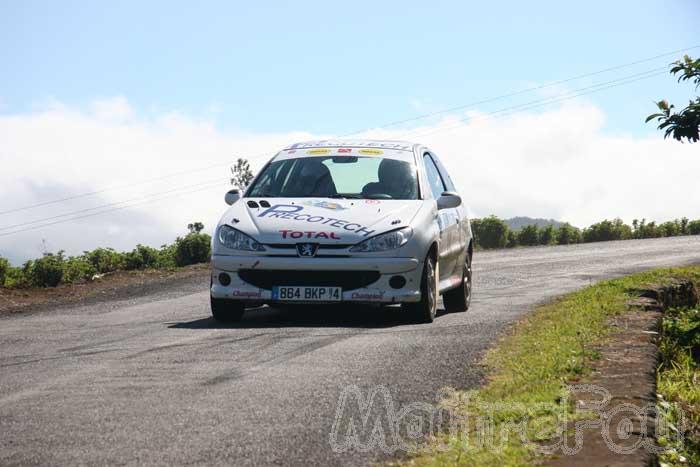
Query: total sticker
xmin=358 ymin=148 xmax=383 ymax=155
xmin=306 ymin=148 xmax=331 ymax=155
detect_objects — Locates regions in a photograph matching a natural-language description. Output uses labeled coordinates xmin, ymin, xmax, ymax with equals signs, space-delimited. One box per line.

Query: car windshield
xmin=247 ymin=156 xmax=419 ymax=200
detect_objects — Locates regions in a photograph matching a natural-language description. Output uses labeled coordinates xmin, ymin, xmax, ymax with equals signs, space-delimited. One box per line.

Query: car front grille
xmin=238 ymin=270 xmax=380 ymax=291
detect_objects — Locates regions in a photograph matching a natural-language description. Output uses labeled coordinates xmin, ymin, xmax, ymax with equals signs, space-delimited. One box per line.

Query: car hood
xmin=221 ymin=198 xmax=423 ymax=245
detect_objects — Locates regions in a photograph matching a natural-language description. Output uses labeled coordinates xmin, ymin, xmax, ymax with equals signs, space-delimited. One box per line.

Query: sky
xmin=1 ymin=1 xmax=699 ymax=264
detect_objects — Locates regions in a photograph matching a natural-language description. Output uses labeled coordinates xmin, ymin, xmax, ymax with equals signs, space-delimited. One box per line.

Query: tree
xmin=659 ymin=220 xmax=680 ymax=237
xmin=538 ymin=224 xmax=556 ymax=245
xmin=506 ymin=230 xmax=519 ymax=248
xmin=646 ymin=55 xmax=700 ymax=143
xmin=0 ymin=256 xmax=9 ymax=286
xmin=517 ymin=225 xmax=540 ymax=246
xmin=175 ymin=223 xmax=211 ymax=266
xmin=586 ymin=218 xmax=633 ymax=243
xmin=187 ymin=222 xmax=204 ymax=234
xmin=556 ymin=223 xmax=581 ymax=245
xmin=230 ymin=158 xmax=255 ymax=188
xmin=688 ymin=220 xmax=700 ymax=235
xmin=471 ymin=216 xmax=509 ymax=249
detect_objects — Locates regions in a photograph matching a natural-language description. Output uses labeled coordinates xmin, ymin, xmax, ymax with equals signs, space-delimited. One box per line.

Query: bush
xmin=0 ymin=256 xmax=9 ymax=287
xmin=63 ymin=256 xmax=96 ymax=283
xmin=124 ymin=244 xmax=161 ymax=270
xmin=506 ymin=230 xmax=519 ymax=248
xmin=84 ymin=248 xmax=125 ymax=274
xmin=538 ymin=225 xmax=556 ymax=245
xmin=3 ymin=267 xmax=27 ymax=288
xmin=517 ymin=225 xmax=540 ymax=246
xmin=26 ymin=252 xmax=65 ymax=287
xmin=660 ymin=220 xmax=681 ymax=237
xmin=157 ymin=243 xmax=178 ymax=268
xmin=688 ymin=220 xmax=700 ymax=235
xmin=471 ymin=216 xmax=509 ymax=249
xmin=556 ymin=223 xmax=581 ymax=245
xmin=583 ymin=218 xmax=632 ymax=243
xmin=174 ymin=233 xmax=211 ymax=266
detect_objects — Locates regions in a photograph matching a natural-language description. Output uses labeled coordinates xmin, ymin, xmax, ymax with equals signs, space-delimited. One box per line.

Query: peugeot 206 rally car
xmin=210 ymin=140 xmax=473 ymax=323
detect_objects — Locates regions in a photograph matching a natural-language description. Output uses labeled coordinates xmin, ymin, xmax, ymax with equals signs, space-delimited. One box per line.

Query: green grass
xmin=399 ymin=266 xmax=700 ymax=466
xmin=657 ymin=305 xmax=700 ymax=466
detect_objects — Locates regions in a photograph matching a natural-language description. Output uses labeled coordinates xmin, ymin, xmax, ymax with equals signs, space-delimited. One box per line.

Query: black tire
xmin=402 ymin=254 xmax=438 ymax=323
xmin=443 ymin=253 xmax=472 ymax=313
xmin=210 ymin=296 xmax=245 ymax=323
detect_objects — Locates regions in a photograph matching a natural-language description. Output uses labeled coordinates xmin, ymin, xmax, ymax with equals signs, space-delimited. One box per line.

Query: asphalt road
xmin=2 ymin=236 xmax=700 ymax=466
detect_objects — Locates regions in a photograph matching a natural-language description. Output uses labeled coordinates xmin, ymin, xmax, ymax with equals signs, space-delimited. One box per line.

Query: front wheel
xmin=211 ymin=297 xmax=245 ymax=323
xmin=402 ymin=254 xmax=438 ymax=323
xmin=443 ymin=253 xmax=472 ymax=313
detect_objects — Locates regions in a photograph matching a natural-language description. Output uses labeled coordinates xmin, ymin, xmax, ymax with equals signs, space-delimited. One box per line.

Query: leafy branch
xmin=646 ymin=55 xmax=700 ymax=143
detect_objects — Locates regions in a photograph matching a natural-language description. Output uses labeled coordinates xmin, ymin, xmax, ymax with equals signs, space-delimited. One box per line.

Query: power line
xmin=0 ymin=177 xmax=227 ymax=232
xmin=402 ymin=68 xmax=668 ymax=139
xmin=0 ymin=161 xmax=233 ymax=216
xmin=2 ymin=44 xmax=696 ymax=217
xmin=0 ymin=182 xmax=229 ymax=237
xmin=342 ymin=45 xmax=699 ymax=136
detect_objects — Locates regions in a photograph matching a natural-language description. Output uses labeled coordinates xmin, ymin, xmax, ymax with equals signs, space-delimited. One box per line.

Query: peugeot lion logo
xmin=297 ymin=243 xmax=318 ymax=257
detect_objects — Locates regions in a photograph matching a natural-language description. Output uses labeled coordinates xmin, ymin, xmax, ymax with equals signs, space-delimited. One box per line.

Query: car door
xmin=432 ymin=154 xmax=468 ymax=258
xmin=422 ymin=153 xmax=459 ymax=280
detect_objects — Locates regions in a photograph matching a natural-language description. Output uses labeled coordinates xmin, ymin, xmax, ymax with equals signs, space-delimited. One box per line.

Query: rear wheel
xmin=211 ymin=297 xmax=245 ymax=323
xmin=443 ymin=253 xmax=472 ymax=313
xmin=402 ymin=254 xmax=438 ymax=323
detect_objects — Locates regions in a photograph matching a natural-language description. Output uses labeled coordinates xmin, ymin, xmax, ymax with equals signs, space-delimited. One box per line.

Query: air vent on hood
xmin=247 ymin=200 xmax=259 ymax=208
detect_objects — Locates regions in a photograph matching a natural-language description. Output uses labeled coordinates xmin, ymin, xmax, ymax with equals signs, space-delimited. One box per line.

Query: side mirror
xmin=437 ymin=191 xmax=462 ymax=210
xmin=225 ymin=189 xmax=241 ymax=205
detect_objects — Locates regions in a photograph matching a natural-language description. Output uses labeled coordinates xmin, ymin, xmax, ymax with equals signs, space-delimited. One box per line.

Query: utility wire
xmin=0 ymin=162 xmax=232 ymax=216
xmin=402 ymin=68 xmax=668 ymax=139
xmin=2 ymin=44 xmax=696 ymax=217
xmin=0 ymin=182 xmax=229 ymax=237
xmin=0 ymin=177 xmax=227 ymax=232
xmin=341 ymin=45 xmax=699 ymax=136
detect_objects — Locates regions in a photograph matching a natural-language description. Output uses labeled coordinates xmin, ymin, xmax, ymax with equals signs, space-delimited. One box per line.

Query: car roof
xmin=282 ymin=139 xmax=417 ymax=152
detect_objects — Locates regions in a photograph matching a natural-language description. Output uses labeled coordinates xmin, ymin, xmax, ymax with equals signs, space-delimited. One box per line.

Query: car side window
xmin=423 ymin=153 xmax=446 ymax=200
xmin=432 ymin=155 xmax=456 ymax=192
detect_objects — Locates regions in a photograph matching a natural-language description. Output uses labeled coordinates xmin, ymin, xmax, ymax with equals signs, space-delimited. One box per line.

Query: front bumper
xmin=210 ymin=255 xmax=422 ymax=304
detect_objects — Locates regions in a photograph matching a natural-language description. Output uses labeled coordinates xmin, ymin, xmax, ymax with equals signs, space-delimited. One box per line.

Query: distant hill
xmin=504 ymin=217 xmax=565 ymax=230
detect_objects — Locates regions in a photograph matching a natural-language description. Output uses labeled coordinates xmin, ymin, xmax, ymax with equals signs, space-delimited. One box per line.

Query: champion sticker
xmin=358 ymin=148 xmax=383 ymax=155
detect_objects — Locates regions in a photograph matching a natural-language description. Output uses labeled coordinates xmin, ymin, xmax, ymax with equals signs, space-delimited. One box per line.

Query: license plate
xmin=271 ymin=286 xmax=342 ymax=302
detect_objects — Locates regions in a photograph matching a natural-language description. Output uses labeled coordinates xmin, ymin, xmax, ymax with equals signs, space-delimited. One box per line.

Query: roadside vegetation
xmin=403 ymin=265 xmax=700 ymax=466
xmin=647 ymin=55 xmax=699 ymax=143
xmin=657 ymin=305 xmax=700 ymax=466
xmin=471 ymin=215 xmax=700 ymax=250
xmin=0 ymin=222 xmax=210 ymax=289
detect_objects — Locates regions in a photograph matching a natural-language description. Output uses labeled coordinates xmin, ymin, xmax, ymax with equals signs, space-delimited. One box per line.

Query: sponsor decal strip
xmin=259 ymin=205 xmax=375 ymax=237
xmin=280 ymin=230 xmax=341 ymax=240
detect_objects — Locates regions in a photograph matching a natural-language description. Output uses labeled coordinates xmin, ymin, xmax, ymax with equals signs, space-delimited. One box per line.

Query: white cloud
xmin=1 ymin=97 xmax=698 ymax=264
xmin=90 ymin=96 xmax=134 ymax=121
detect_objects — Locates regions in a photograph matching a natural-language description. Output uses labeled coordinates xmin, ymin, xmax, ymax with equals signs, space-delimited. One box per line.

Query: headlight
xmin=349 ymin=227 xmax=412 ymax=253
xmin=218 ymin=225 xmax=265 ymax=251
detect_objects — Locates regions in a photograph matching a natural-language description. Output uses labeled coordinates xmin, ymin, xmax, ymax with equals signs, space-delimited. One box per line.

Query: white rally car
xmin=210 ymin=140 xmax=473 ymax=323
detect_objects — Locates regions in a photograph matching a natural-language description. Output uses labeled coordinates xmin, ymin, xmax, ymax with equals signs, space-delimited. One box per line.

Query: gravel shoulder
xmin=0 ymin=264 xmax=210 ymax=315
